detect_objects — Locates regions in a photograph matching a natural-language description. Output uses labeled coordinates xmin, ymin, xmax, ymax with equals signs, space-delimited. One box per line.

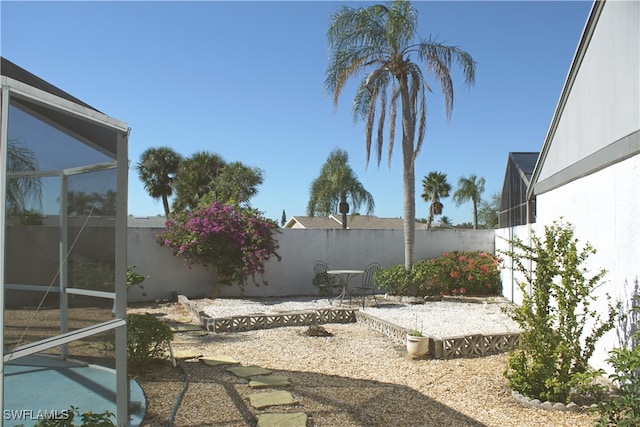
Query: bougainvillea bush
xmin=160 ymin=202 xmax=281 ymax=288
xmin=374 ymin=251 xmax=502 ymax=297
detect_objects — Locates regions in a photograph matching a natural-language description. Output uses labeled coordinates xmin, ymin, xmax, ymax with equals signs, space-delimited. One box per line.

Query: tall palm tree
xmin=326 ymin=0 xmax=475 ymax=268
xmin=453 ymin=174 xmax=485 ymax=229
xmin=307 ymin=148 xmax=375 ymax=229
xmin=136 ymin=147 xmax=182 ymax=218
xmin=421 ymin=171 xmax=451 ymax=229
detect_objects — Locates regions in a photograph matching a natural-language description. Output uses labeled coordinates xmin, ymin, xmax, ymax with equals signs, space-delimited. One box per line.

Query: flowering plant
xmin=160 ymin=201 xmax=281 ymax=288
xmin=375 ymin=251 xmax=502 ymax=297
xmin=412 ymin=251 xmax=502 ymax=296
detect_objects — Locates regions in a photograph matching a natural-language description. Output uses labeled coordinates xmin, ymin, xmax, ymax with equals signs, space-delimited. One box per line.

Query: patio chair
xmin=313 ymin=260 xmax=340 ymax=298
xmin=353 ymin=262 xmax=381 ymax=308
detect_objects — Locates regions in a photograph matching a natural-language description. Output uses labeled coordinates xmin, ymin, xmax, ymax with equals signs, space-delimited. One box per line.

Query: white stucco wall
xmin=535 ymin=155 xmax=640 ymax=372
xmin=496 ymin=225 xmax=532 ymax=306
xmin=127 ymin=226 xmax=213 ymax=302
xmin=128 ymin=227 xmax=496 ymax=301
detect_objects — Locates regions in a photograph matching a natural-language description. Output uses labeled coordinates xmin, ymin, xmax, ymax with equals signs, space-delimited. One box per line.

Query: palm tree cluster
xmin=136 ymin=147 xmax=263 ymax=217
xmin=307 ymin=148 xmax=375 ymax=229
xmin=325 ymin=0 xmax=476 ymax=269
xmin=420 ymin=171 xmax=492 ymax=229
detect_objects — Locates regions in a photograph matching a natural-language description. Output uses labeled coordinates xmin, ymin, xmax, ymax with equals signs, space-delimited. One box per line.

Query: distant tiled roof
xmin=284 ymin=215 xmax=425 ymax=229
xmin=128 ymin=216 xmax=168 ymax=228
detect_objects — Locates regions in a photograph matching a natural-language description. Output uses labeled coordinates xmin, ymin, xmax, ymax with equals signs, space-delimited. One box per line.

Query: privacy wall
xmin=127 ymin=227 xmax=496 ymax=301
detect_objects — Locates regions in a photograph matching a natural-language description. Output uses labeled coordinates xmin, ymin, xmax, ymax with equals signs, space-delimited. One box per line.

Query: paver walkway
xmin=170 ymin=321 xmax=308 ymax=426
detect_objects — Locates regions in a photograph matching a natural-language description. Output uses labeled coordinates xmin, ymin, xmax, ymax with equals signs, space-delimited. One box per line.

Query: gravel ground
xmin=140 ymin=297 xmax=595 ymax=427
xmin=7 ymin=300 xmax=596 ymax=426
xmin=198 ymin=295 xmax=523 ymax=338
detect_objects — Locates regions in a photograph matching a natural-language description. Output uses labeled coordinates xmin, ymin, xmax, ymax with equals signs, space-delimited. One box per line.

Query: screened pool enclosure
xmin=1 ymin=58 xmax=130 ymax=425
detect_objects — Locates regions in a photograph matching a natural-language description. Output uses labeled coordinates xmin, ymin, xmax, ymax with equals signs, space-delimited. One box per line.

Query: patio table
xmin=326 ymin=269 xmax=364 ymax=306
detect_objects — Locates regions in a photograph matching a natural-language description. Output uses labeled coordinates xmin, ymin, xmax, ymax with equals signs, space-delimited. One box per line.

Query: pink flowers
xmin=159 ymin=201 xmax=281 ymax=287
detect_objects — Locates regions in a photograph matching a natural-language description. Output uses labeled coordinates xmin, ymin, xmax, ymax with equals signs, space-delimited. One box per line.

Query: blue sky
xmin=1 ymin=1 xmax=594 ymax=225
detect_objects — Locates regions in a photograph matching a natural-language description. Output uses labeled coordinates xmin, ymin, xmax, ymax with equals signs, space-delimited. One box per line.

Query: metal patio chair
xmin=353 ymin=262 xmax=381 ymax=308
xmin=313 ymin=260 xmax=340 ymax=298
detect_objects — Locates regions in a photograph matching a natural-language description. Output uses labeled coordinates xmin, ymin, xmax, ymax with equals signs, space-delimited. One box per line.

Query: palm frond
xmin=417 ymin=39 xmax=476 ymax=118
xmin=387 ymin=84 xmax=399 ymax=169
xmin=365 ymin=83 xmax=376 ymax=168
xmin=414 ymin=93 xmax=427 ymax=159
xmin=376 ymin=87 xmax=387 ymax=167
xmin=6 ymin=139 xmax=42 ymax=215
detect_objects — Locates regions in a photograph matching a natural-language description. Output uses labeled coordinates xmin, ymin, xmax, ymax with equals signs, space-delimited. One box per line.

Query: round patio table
xmin=327 ymin=270 xmax=364 ymax=305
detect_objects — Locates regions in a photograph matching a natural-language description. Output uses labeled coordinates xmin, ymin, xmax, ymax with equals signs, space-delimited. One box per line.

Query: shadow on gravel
xmin=142 ymin=360 xmax=488 ymax=427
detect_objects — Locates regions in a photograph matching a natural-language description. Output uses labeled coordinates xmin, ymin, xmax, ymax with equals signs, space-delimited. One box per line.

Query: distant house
xmin=283 ymin=214 xmax=429 ymax=230
xmin=498 ymin=152 xmax=539 ymax=228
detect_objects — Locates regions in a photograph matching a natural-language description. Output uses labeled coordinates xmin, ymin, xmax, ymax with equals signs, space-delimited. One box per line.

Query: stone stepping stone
xmin=226 ymin=365 xmax=272 ymax=378
xmin=247 ymin=390 xmax=297 ymax=409
xmin=256 ymin=412 xmax=307 ymax=427
xmin=172 ymin=350 xmax=203 ymax=360
xmin=200 ymin=355 xmax=241 ymax=366
xmin=171 ymin=323 xmax=203 ymax=332
xmin=249 ymin=375 xmax=290 ymax=388
xmin=189 ymin=330 xmax=209 ymax=337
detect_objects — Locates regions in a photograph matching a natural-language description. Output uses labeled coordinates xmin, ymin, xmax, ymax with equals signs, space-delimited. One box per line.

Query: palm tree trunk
xmin=426 ymin=204 xmax=434 ymax=229
xmin=340 ymin=190 xmax=348 ymax=229
xmin=399 ymin=75 xmax=415 ymax=271
xmin=162 ymin=195 xmax=171 ymax=218
xmin=473 ymin=200 xmax=478 ymax=229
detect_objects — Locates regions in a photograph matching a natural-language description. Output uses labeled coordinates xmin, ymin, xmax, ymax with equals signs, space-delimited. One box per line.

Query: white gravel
xmin=198 ymin=296 xmax=522 ymax=339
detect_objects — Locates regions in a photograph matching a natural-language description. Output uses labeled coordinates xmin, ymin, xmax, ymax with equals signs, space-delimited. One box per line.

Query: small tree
xmin=478 ymin=192 xmax=500 ymax=229
xmin=501 ymin=219 xmax=619 ymax=403
xmin=160 ymin=202 xmax=281 ymax=292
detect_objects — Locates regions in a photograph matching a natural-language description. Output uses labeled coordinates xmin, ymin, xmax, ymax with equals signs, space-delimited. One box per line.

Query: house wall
xmin=537 ymin=0 xmax=639 ymax=185
xmin=128 ymin=227 xmax=496 ymax=301
xmin=535 ymin=155 xmax=640 ymax=372
xmin=507 ymin=0 xmax=640 ymax=374
xmin=495 ymin=224 xmax=532 ymax=306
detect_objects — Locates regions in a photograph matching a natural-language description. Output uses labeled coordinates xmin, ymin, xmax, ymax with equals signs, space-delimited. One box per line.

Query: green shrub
xmin=374 ymin=265 xmax=413 ymax=296
xmin=126 ymin=265 xmax=147 ymax=296
xmin=127 ymin=313 xmax=173 ymax=371
xmin=595 ymin=293 xmax=640 ymax=426
xmin=375 ymin=251 xmax=502 ymax=297
xmin=501 ymin=219 xmax=618 ymax=403
xmin=412 ymin=251 xmax=502 ymax=296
